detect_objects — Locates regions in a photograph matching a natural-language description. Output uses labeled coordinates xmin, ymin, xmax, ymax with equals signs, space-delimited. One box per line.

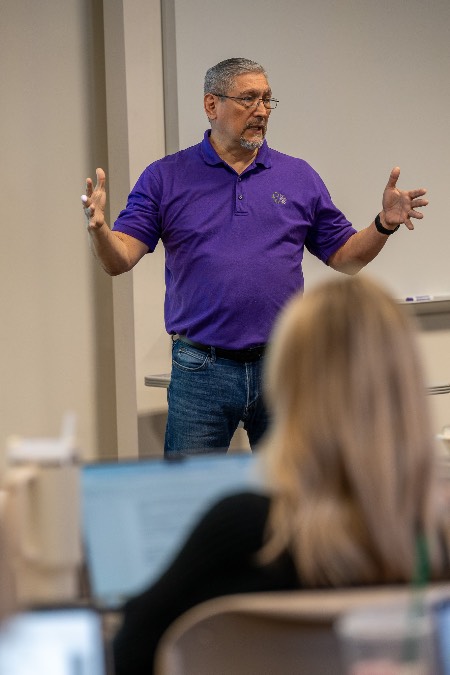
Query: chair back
xmin=155 ymin=584 xmax=450 ymax=675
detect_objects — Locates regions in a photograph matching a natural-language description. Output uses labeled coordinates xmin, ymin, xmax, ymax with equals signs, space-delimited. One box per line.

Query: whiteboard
xmin=162 ymin=0 xmax=450 ymax=299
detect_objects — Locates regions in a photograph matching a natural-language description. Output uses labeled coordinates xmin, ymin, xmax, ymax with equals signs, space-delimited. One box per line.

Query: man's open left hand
xmin=382 ymin=166 xmax=428 ymax=231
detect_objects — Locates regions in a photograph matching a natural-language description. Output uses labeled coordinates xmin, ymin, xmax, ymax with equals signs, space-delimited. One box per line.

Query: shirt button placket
xmin=235 ymin=177 xmax=246 ymax=214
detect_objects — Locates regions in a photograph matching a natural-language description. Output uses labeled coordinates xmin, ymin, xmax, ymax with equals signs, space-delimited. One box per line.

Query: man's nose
xmin=254 ymin=99 xmax=270 ymax=114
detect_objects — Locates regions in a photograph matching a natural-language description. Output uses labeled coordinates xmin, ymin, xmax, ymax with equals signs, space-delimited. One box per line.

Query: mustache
xmin=244 ymin=118 xmax=267 ymax=130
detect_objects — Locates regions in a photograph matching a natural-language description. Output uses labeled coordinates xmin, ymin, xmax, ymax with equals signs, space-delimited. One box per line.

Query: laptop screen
xmin=0 ymin=607 xmax=106 ymax=675
xmin=80 ymin=453 xmax=262 ymax=609
xmin=433 ymin=596 xmax=450 ymax=675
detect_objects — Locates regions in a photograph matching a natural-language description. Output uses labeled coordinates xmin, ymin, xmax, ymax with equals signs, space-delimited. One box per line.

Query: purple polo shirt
xmin=113 ymin=131 xmax=356 ymax=349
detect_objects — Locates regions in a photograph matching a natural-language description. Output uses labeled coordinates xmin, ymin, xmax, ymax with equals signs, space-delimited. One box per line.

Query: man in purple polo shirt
xmin=82 ymin=57 xmax=428 ymax=456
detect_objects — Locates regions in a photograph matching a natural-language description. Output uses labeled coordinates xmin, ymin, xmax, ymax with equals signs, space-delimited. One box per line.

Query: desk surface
xmin=429 ymin=384 xmax=450 ymax=395
xmin=144 ymin=374 xmax=450 ymax=397
xmin=144 ymin=374 xmax=170 ymax=388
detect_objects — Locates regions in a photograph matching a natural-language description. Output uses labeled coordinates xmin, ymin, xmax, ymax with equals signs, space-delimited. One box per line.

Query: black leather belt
xmin=175 ymin=335 xmax=266 ymax=363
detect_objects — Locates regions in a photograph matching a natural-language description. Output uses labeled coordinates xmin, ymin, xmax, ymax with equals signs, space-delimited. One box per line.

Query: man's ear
xmin=204 ymin=93 xmax=218 ymax=120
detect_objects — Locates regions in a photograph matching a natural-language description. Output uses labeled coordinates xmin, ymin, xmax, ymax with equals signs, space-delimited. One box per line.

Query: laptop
xmin=80 ymin=452 xmax=263 ymax=610
xmin=0 ymin=606 xmax=107 ymax=675
xmin=433 ymin=596 xmax=450 ymax=674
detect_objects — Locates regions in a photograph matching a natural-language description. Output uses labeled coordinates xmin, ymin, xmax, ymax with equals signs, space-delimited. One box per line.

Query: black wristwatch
xmin=375 ymin=213 xmax=400 ymax=235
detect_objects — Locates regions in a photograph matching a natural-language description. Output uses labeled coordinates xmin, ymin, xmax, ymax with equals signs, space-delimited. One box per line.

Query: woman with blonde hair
xmin=260 ymin=273 xmax=446 ymax=585
xmin=113 ymin=274 xmax=449 ymax=675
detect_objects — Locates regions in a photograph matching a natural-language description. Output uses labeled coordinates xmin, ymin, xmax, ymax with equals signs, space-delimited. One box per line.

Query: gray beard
xmin=239 ymin=137 xmax=264 ymax=150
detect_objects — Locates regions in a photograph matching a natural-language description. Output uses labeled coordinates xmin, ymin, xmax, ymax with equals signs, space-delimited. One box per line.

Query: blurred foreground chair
xmin=155 ymin=584 xmax=450 ymax=675
xmin=0 ymin=493 xmax=17 ymax=624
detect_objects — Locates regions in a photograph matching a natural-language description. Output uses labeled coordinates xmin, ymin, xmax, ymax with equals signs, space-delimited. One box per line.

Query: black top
xmin=112 ymin=491 xmax=299 ymax=675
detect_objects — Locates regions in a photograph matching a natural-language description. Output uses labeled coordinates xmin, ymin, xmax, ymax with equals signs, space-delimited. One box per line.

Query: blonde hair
xmin=260 ymin=274 xmax=444 ymax=585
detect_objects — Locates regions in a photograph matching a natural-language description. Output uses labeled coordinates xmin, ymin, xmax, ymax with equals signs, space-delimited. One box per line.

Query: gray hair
xmin=204 ymin=58 xmax=267 ymax=95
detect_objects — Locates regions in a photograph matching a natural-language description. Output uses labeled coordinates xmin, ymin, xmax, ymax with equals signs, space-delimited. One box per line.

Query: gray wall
xmin=167 ymin=0 xmax=450 ymax=298
xmin=1 ymin=0 xmax=116 ymax=458
xmin=1 ymin=0 xmax=450 ymax=460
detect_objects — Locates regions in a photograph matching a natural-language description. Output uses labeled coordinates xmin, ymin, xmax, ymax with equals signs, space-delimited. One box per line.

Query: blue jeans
xmin=164 ymin=340 xmax=269 ymax=456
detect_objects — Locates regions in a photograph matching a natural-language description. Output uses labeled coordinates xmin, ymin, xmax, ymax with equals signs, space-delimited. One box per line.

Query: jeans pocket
xmin=172 ymin=342 xmax=209 ymax=372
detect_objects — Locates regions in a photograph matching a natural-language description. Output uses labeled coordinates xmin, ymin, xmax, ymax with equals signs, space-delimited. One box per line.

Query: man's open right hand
xmin=82 ymin=168 xmax=107 ymax=230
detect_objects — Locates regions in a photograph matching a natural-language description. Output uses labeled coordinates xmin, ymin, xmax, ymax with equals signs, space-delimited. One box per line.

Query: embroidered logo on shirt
xmin=272 ymin=191 xmax=287 ymax=205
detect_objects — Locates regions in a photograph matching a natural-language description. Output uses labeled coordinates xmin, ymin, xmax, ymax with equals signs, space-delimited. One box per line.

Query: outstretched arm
xmin=328 ymin=167 xmax=428 ymax=275
xmin=82 ymin=168 xmax=148 ymax=276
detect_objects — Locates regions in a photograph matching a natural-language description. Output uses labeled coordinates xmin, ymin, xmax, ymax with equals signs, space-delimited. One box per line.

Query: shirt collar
xmin=200 ymin=130 xmax=272 ymax=169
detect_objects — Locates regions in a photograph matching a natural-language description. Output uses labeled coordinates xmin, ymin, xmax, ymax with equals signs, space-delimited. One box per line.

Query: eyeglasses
xmin=211 ymin=93 xmax=279 ymax=110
